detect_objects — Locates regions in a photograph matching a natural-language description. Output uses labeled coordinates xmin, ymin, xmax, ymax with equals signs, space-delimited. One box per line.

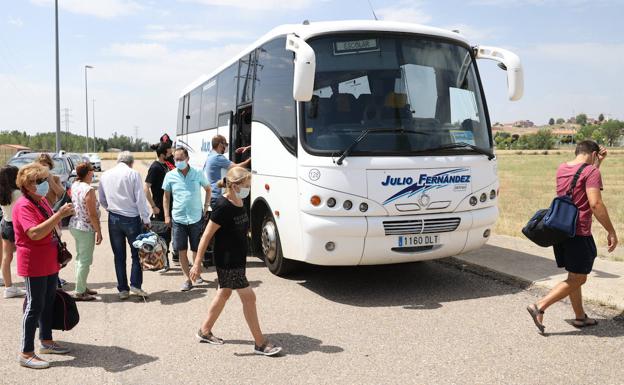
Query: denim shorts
xmin=1 ymin=219 xmax=15 ymax=243
xmin=172 ymin=220 xmax=203 ymax=252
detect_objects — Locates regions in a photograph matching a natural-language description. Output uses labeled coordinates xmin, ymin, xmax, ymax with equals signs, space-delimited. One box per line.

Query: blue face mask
xmin=175 ymin=160 xmax=187 ymax=170
xmin=36 ymin=180 xmax=49 ymax=197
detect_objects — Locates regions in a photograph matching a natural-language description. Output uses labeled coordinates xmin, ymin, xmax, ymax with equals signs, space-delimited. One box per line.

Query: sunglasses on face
xmin=36 ymin=178 xmax=47 ymax=185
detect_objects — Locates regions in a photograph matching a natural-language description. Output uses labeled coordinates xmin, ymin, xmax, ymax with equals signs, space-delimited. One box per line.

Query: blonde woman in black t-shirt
xmin=190 ymin=167 xmax=281 ymax=356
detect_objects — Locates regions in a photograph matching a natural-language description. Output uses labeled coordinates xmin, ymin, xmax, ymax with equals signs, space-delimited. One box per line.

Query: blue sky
xmin=1 ymin=0 xmax=622 ymax=142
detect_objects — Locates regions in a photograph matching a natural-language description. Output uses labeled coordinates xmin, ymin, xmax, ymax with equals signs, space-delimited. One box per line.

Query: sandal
xmin=526 ymin=303 xmax=545 ymax=333
xmin=572 ymin=314 xmax=598 ymax=328
xmin=254 ymin=341 xmax=282 ymax=356
xmin=196 ymin=329 xmax=224 ymax=345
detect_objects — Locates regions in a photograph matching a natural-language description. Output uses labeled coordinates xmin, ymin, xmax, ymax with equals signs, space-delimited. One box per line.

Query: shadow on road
xmin=228 ymin=332 xmax=344 ymax=357
xmin=541 ymin=318 xmax=624 ymax=338
xmin=57 ymin=342 xmax=158 ymax=372
xmin=288 ymin=260 xmax=523 ymax=309
xmin=463 ymin=245 xmax=620 ymax=281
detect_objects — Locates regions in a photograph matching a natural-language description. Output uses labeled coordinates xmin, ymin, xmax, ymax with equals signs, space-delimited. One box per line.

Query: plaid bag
xmin=137 ymin=234 xmax=168 ymax=271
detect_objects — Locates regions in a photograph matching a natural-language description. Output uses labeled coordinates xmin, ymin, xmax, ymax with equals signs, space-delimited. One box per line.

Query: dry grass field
xmin=495 ymin=151 xmax=624 ymax=261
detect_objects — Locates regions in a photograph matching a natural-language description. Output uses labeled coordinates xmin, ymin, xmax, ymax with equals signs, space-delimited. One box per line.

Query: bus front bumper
xmin=299 ymin=206 xmax=498 ymax=266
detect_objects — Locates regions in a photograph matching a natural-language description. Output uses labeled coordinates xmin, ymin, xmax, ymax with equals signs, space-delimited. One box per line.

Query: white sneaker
xmin=4 ymin=286 xmax=26 ymax=299
xmin=118 ymin=291 xmax=130 ymax=300
xmin=130 ymin=286 xmax=149 ymax=297
xmin=196 ymin=277 xmax=204 ymax=284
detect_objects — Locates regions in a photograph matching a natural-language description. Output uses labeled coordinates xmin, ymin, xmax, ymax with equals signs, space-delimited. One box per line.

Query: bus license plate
xmin=398 ymin=234 xmax=440 ymax=247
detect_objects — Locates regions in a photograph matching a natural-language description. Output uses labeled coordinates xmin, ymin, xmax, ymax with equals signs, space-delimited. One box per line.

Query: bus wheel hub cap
xmin=261 ymin=221 xmax=278 ymax=262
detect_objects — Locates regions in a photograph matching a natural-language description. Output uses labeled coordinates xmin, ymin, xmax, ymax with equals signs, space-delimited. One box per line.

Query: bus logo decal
xmin=382 ymin=168 xmax=470 ymax=205
xmin=309 ymin=169 xmax=321 ymax=181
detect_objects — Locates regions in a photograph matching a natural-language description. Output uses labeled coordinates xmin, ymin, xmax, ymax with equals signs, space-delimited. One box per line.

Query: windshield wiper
xmin=335 ymin=128 xmax=427 ymax=165
xmin=413 ymin=142 xmax=495 ymax=160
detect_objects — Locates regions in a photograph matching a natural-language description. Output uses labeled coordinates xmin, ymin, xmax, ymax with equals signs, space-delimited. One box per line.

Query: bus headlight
xmin=469 ymin=196 xmax=478 ymax=206
xmin=325 ymin=242 xmax=336 ymax=251
xmin=359 ymin=203 xmax=368 ymax=212
xmin=343 ymin=200 xmax=353 ymax=210
xmin=490 ymin=189 xmax=497 ymax=200
xmin=327 ymin=198 xmax=336 ymax=208
xmin=480 ymin=193 xmax=487 ymax=203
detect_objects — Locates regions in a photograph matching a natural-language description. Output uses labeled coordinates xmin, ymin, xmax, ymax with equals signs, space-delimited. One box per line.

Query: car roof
xmin=16 ymin=152 xmax=64 ymax=160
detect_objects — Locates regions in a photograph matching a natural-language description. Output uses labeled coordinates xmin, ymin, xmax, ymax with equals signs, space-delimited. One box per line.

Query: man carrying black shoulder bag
xmin=526 ymin=140 xmax=618 ymax=334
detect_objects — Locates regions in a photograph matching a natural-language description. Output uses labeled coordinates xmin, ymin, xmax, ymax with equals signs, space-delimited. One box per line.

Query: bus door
xmin=232 ymin=105 xmax=252 ymax=164
xmin=180 ymin=93 xmax=190 ymax=144
xmin=233 ymin=49 xmax=255 ymax=164
xmin=217 ymin=111 xmax=233 ymax=160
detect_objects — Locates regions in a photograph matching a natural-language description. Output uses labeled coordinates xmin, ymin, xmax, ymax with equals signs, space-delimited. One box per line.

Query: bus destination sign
xmin=333 ymin=39 xmax=379 ymax=55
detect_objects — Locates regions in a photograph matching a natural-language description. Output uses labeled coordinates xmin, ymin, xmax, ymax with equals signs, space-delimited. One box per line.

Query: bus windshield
xmin=302 ymin=34 xmax=491 ymax=156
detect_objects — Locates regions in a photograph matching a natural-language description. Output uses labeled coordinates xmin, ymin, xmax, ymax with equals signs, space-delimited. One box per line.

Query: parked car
xmin=7 ymin=152 xmax=76 ymax=226
xmin=67 ymin=153 xmax=98 ymax=182
xmin=68 ymin=153 xmax=86 ymax=167
xmin=84 ymin=153 xmax=102 ymax=171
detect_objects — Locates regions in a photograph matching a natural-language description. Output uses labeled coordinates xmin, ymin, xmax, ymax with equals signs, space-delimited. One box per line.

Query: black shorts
xmin=1 ymin=220 xmax=15 ymax=243
xmin=554 ymin=235 xmax=597 ymax=275
xmin=216 ymin=267 xmax=249 ymax=290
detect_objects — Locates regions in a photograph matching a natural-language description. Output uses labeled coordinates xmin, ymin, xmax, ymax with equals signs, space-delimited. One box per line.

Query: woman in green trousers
xmin=69 ymin=163 xmax=102 ymax=301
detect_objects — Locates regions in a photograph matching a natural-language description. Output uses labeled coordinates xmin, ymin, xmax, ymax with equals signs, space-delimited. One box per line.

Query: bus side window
xmin=253 ymin=37 xmax=296 ymax=154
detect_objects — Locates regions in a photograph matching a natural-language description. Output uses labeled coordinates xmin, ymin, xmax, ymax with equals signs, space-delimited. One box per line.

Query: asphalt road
xmin=1 ymin=160 xmax=622 ymax=385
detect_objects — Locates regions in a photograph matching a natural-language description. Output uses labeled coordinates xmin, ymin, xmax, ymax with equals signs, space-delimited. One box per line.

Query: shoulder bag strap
xmin=566 ymin=163 xmax=590 ymax=197
xmin=24 ymin=194 xmax=62 ymax=242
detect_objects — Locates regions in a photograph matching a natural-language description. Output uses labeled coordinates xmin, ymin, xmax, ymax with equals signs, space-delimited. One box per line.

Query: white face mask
xmin=236 ymin=187 xmax=250 ymax=199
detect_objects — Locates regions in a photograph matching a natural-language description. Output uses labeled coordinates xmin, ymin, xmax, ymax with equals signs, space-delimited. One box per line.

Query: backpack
xmin=522 ymin=163 xmax=588 ymax=247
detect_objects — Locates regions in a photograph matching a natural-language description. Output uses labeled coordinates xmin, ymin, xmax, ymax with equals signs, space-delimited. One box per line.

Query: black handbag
xmin=22 ymin=289 xmax=80 ymax=331
xmin=522 ymin=163 xmax=588 ymax=247
xmin=52 ymin=289 xmax=80 ymax=330
xmin=25 ymin=195 xmax=73 ymax=268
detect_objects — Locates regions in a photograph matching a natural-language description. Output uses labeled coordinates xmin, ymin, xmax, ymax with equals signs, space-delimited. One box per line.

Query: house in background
xmin=0 ymin=144 xmax=31 ymax=165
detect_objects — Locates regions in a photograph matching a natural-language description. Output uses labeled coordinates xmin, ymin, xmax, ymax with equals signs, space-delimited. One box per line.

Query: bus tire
xmin=261 ymin=213 xmax=296 ymax=276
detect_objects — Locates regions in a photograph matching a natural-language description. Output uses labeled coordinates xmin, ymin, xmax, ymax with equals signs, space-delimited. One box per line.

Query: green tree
xmin=598 ymin=113 xmax=605 ymax=122
xmin=548 ymin=118 xmax=555 ymax=125
xmin=532 ymin=128 xmax=556 ymax=149
xmin=591 ymin=129 xmax=605 ymax=144
xmin=575 ymin=113 xmax=588 ymax=126
xmin=0 ymin=130 xmax=150 ymax=153
xmin=600 ymin=120 xmax=623 ymax=146
xmin=575 ymin=124 xmax=597 ymax=142
xmin=556 ymin=118 xmax=565 ymax=124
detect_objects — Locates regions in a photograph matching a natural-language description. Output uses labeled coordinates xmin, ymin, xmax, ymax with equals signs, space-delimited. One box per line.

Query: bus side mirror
xmin=286 ymin=34 xmax=316 ymax=102
xmin=476 ymin=46 xmax=524 ymax=101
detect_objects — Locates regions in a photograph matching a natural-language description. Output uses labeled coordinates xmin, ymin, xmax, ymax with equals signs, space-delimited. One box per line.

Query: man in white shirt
xmin=99 ymin=152 xmax=151 ymax=300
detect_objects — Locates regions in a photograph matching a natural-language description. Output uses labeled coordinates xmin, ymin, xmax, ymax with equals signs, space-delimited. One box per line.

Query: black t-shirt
xmin=211 ymin=196 xmax=249 ymax=269
xmin=145 ymin=161 xmax=169 ymax=221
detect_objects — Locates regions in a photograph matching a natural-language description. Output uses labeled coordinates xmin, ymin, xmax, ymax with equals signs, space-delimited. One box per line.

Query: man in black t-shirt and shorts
xmin=144 ymin=142 xmax=173 ymax=273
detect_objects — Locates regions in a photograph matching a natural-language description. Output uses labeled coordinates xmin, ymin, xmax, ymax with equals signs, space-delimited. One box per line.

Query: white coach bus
xmin=176 ymin=20 xmax=523 ymax=275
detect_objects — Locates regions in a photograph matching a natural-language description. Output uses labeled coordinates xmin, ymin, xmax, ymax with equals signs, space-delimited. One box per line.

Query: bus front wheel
xmin=261 ymin=214 xmax=296 ymax=276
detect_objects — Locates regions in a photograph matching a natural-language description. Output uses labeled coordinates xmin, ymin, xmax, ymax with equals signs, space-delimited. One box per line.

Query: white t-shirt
xmin=0 ymin=190 xmax=22 ymax=222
